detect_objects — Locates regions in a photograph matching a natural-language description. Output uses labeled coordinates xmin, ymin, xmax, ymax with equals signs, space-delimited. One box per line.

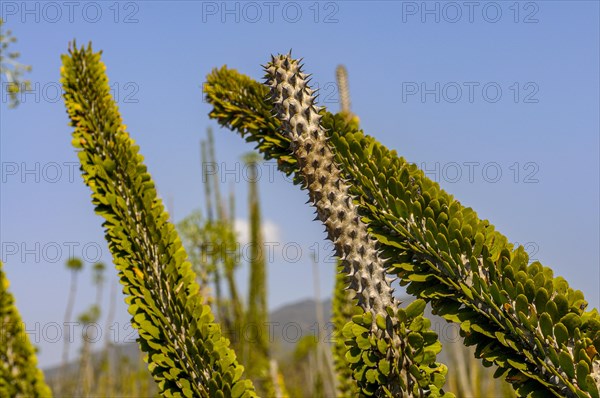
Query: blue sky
xmin=1 ymin=1 xmax=598 ymax=369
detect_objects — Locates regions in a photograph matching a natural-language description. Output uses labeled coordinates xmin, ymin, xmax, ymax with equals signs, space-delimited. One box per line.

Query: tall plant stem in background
xmin=99 ymin=277 xmax=119 ymax=397
xmin=311 ymin=254 xmax=337 ymax=397
xmin=201 ymin=132 xmax=224 ymax=318
xmin=229 ymin=183 xmax=235 ymax=228
xmin=77 ymin=262 xmax=105 ymax=396
xmin=335 ymin=65 xmax=359 ymax=126
xmin=207 ymin=127 xmax=226 ymax=221
xmin=243 ymin=152 xmax=272 ymax=395
xmin=335 ymin=65 xmax=351 ymax=115
xmin=206 ymin=130 xmax=243 ymax=333
xmin=59 ymin=257 xmax=83 ymax=394
xmin=201 ymin=140 xmax=214 ymax=222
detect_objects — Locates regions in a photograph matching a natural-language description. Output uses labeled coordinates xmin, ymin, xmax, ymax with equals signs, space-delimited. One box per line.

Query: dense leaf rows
xmin=60 ymin=43 xmax=256 ymax=398
xmin=0 ymin=262 xmax=52 ymax=397
xmin=204 ymin=62 xmax=600 ymax=397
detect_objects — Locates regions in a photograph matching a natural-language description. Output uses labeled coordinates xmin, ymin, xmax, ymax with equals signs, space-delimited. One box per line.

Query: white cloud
xmin=234 ymin=218 xmax=281 ymax=246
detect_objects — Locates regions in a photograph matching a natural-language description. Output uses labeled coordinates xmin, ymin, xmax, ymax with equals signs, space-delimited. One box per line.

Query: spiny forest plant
xmin=264 ymin=54 xmax=450 ymax=397
xmin=204 ymin=54 xmax=600 ymax=397
xmin=242 ymin=152 xmax=274 ymax=395
xmin=0 ymin=262 xmax=52 ymax=397
xmin=56 ymin=41 xmax=600 ymax=397
xmin=74 ymin=261 xmax=105 ymax=396
xmin=59 ymin=256 xmax=83 ymax=394
xmin=60 ymin=43 xmax=255 ymax=398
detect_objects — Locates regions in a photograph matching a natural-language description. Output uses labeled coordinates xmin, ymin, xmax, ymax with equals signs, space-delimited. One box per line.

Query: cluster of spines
xmin=263 ymin=53 xmax=394 ymax=317
xmin=203 ymin=65 xmax=600 ymax=397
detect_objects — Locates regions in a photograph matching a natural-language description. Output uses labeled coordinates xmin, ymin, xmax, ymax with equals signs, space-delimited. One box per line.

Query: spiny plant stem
xmin=264 ymin=53 xmax=450 ymax=398
xmin=264 ymin=54 xmax=395 ymax=317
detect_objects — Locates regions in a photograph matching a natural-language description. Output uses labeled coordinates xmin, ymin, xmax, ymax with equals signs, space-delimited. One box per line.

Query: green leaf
xmin=352 ymin=323 xmax=370 ymax=336
xmin=409 ymin=316 xmax=425 ymax=332
xmin=576 ymin=360 xmax=589 ymax=388
xmin=554 ymin=323 xmax=569 ymax=347
xmin=356 ymin=334 xmax=372 ymax=350
xmin=546 ymin=300 xmax=559 ymax=323
xmin=362 ymin=350 xmax=379 ymax=367
xmin=560 ymin=313 xmax=582 ymax=336
xmin=534 ymin=287 xmax=549 ymax=313
xmin=507 ymin=358 xmax=528 ymax=371
xmin=405 ymin=299 xmax=426 ymax=319
xmin=515 ymin=294 xmax=529 ymax=315
xmin=586 ymin=375 xmax=600 ymax=398
xmin=407 ymin=332 xmax=424 ymax=349
xmin=554 ymin=294 xmax=569 ymax=318
xmin=365 ymin=368 xmax=379 ymax=384
xmin=559 ymin=350 xmax=575 ymax=379
xmin=346 ymin=346 xmax=362 ymax=364
xmin=408 ymin=273 xmax=433 ymax=283
xmin=473 ymin=233 xmax=484 ymax=256
xmin=460 ymin=283 xmax=474 ymax=300
xmin=376 ymin=314 xmax=387 ymax=330
xmin=378 ymin=359 xmax=391 ymax=376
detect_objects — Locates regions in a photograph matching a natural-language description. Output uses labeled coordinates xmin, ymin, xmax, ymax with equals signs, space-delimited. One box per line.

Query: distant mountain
xmin=268 ymin=298 xmax=333 ymax=353
xmin=44 ymin=296 xmax=462 ymax=379
xmin=43 ymin=342 xmax=146 ymax=385
xmin=266 ymin=296 xmax=461 ymax=363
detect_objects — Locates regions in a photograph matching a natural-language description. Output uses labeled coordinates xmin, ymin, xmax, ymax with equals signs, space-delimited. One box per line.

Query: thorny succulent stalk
xmin=265 ymin=55 xmax=395 ymax=317
xmin=264 ymin=53 xmax=451 ymax=397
